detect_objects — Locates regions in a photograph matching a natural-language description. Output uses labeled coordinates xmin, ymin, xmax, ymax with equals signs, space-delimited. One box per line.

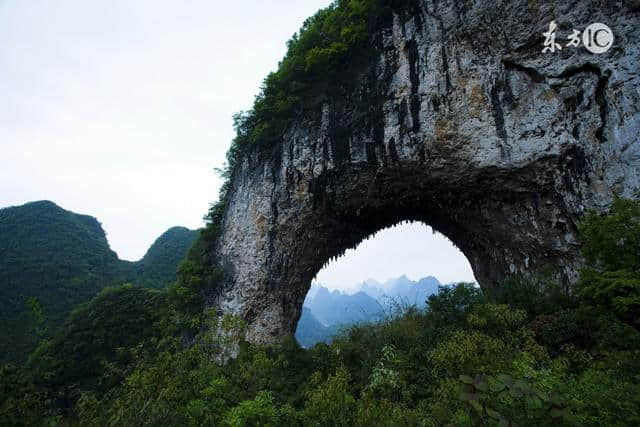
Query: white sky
xmin=0 ymin=0 xmax=475 ymax=288
xmin=315 ymin=222 xmax=475 ymax=290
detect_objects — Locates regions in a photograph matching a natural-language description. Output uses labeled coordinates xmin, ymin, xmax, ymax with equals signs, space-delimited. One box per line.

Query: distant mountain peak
xmin=363 ymin=278 xmax=382 ymax=286
xmin=23 ymin=199 xmax=60 ymax=208
xmin=299 ymin=276 xmax=445 ymax=348
xmin=141 ymin=226 xmax=198 ymax=262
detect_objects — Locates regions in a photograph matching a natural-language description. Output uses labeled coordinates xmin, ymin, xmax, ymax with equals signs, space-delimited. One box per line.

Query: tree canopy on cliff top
xmin=227 ymin=0 xmax=412 ymax=169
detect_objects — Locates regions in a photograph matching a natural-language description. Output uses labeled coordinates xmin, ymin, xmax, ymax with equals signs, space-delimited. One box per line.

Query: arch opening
xmin=294 ymin=221 xmax=476 ymax=347
xmin=214 ymin=159 xmax=580 ymax=346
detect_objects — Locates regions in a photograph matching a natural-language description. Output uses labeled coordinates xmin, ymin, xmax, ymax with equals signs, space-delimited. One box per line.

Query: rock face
xmin=210 ymin=0 xmax=640 ymax=345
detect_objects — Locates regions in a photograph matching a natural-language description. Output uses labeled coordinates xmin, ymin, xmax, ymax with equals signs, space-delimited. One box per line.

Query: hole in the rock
xmin=295 ymin=221 xmax=476 ymax=348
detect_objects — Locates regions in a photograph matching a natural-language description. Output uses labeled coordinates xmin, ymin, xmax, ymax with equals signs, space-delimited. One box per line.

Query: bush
xmin=426 ymin=283 xmax=485 ymax=328
xmin=428 ymin=330 xmax=510 ymax=378
xmin=490 ymin=275 xmax=576 ymax=318
xmin=579 ymin=197 xmax=640 ymax=272
xmin=302 ymin=368 xmax=357 ymax=426
xmin=528 ymin=310 xmax=581 ymax=355
xmin=466 ymin=303 xmax=527 ymax=337
xmin=580 ymin=269 xmax=640 ymax=326
xmin=224 ymin=391 xmax=280 ymax=427
xmin=456 ymin=373 xmax=571 ymax=426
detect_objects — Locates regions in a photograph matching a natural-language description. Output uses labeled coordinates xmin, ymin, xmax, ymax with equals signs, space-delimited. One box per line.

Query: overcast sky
xmin=315 ymin=222 xmax=476 ymax=290
xmin=0 ymin=0 xmax=476 ymax=289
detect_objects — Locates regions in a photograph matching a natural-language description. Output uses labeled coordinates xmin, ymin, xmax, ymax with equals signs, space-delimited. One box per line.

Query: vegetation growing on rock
xmin=226 ymin=0 xmax=412 ymax=168
xmin=176 ymin=0 xmax=419 ymax=329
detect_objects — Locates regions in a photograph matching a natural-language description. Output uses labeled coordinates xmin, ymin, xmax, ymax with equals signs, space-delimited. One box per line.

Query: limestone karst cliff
xmin=205 ymin=0 xmax=639 ymax=345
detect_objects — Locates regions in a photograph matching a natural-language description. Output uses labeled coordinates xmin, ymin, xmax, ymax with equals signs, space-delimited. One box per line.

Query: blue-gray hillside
xmin=304 ymin=286 xmax=383 ymax=326
xmin=367 ymin=275 xmax=441 ymax=308
xmin=294 ymin=308 xmax=338 ymax=349
xmin=297 ymin=275 xmax=445 ymax=347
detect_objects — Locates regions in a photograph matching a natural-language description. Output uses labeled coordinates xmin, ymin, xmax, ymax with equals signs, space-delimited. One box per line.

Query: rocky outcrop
xmin=209 ymin=0 xmax=640 ymax=345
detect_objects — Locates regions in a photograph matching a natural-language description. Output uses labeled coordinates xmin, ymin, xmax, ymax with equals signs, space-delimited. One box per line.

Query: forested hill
xmin=0 ymin=201 xmax=197 ymax=363
xmin=124 ymin=226 xmax=198 ymax=289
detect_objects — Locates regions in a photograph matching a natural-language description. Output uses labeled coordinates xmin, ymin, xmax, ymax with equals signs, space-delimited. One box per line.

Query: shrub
xmin=580 ymin=269 xmax=640 ymax=327
xmin=528 ymin=310 xmax=581 ymax=355
xmin=579 ymin=197 xmax=640 ymax=272
xmin=457 ymin=373 xmax=571 ymax=426
xmin=426 ymin=283 xmax=485 ymax=328
xmin=302 ymin=367 xmax=357 ymax=426
xmin=490 ymin=275 xmax=576 ymax=318
xmin=224 ymin=391 xmax=280 ymax=427
xmin=428 ymin=330 xmax=510 ymax=378
xmin=466 ymin=303 xmax=527 ymax=337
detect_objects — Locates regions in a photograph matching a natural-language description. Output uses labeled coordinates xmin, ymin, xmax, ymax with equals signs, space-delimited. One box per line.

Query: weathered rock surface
xmin=210 ymin=0 xmax=640 ymax=345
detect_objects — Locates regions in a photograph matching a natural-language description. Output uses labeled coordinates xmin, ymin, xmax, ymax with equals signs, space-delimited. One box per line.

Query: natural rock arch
xmin=208 ymin=0 xmax=639 ymax=345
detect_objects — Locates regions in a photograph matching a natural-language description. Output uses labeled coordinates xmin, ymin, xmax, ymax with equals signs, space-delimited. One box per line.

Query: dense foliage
xmin=0 ymin=201 xmax=122 ymax=363
xmin=578 ymin=198 xmax=640 ymax=329
xmin=28 ymin=285 xmax=169 ymax=396
xmin=0 ymin=201 xmax=197 ymax=364
xmin=2 ymin=198 xmax=640 ymax=425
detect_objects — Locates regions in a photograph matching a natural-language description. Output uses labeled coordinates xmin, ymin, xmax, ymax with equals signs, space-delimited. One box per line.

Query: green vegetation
xmin=27 ymin=285 xmax=169 ymax=396
xmin=225 ymin=0 xmax=412 ymax=169
xmin=0 ymin=201 xmax=197 ymax=364
xmin=2 ymin=198 xmax=639 ymax=425
xmin=128 ymin=227 xmax=199 ymax=289
xmin=579 ymin=198 xmax=640 ymax=328
xmin=0 ymin=201 xmax=122 ymax=363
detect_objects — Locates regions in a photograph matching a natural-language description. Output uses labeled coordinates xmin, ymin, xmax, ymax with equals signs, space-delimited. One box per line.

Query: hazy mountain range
xmin=295 ymin=275 xmax=445 ymax=347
